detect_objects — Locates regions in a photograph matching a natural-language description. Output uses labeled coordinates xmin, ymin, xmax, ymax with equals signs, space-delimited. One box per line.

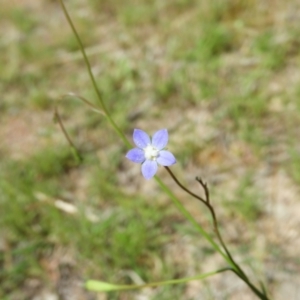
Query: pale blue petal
xmin=133 ymin=129 xmax=151 ymax=148
xmin=126 ymin=148 xmax=145 ymax=163
xmin=141 ymin=160 xmax=158 ymax=179
xmin=157 ymin=150 xmax=176 ymax=166
xmin=152 ymin=129 xmax=168 ymax=150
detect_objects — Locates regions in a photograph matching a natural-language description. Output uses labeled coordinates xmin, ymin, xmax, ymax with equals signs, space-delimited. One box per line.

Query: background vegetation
xmin=1 ymin=0 xmax=300 ymax=299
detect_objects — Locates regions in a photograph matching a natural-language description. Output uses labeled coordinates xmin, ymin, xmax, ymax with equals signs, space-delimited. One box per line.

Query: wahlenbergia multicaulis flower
xmin=126 ymin=129 xmax=176 ymax=179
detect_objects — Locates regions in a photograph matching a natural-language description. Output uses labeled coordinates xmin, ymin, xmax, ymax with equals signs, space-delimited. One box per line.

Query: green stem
xmin=164 ymin=168 xmax=269 ymax=300
xmin=53 ymin=106 xmax=83 ymax=163
xmin=58 ymin=0 xmax=130 ymax=148
xmin=86 ymin=267 xmax=231 ymax=292
xmin=60 ymin=93 xmax=105 ymax=115
xmin=155 ymin=176 xmax=233 ymax=267
xmin=231 ymin=269 xmax=269 ymax=300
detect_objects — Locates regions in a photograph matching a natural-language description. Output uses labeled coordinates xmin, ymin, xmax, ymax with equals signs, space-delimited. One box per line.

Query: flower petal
xmin=141 ymin=160 xmax=158 ymax=179
xmin=157 ymin=150 xmax=176 ymax=166
xmin=126 ymin=148 xmax=145 ymax=163
xmin=133 ymin=129 xmax=151 ymax=148
xmin=152 ymin=129 xmax=168 ymax=150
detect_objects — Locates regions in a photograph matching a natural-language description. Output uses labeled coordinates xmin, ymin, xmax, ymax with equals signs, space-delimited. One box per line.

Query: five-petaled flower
xmin=126 ymin=129 xmax=176 ymax=179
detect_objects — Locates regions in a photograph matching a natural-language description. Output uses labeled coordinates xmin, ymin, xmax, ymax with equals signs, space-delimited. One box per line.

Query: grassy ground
xmin=1 ymin=0 xmax=300 ymax=299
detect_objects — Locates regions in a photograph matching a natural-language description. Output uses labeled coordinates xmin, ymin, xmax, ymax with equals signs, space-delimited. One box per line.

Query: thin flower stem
xmin=164 ymin=167 xmax=270 ymax=300
xmin=164 ymin=167 xmax=240 ymax=269
xmin=86 ymin=267 xmax=232 ymax=292
xmin=58 ymin=0 xmax=130 ymax=148
xmin=194 ymin=177 xmax=248 ymax=280
xmin=154 ymin=176 xmax=232 ymax=266
xmin=53 ymin=106 xmax=83 ymax=163
xmin=165 ymin=167 xmax=207 ymax=204
xmin=60 ymin=93 xmax=105 ymax=115
xmin=231 ymin=269 xmax=270 ymax=300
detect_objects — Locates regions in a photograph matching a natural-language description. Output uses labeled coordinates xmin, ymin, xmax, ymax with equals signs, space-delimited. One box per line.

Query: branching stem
xmin=165 ymin=167 xmax=270 ymax=300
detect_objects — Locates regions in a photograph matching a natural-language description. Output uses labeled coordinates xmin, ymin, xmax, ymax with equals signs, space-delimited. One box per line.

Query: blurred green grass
xmin=1 ymin=0 xmax=300 ymax=299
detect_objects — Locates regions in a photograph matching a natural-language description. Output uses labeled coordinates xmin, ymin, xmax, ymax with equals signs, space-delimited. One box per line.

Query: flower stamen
xmin=144 ymin=145 xmax=159 ymax=161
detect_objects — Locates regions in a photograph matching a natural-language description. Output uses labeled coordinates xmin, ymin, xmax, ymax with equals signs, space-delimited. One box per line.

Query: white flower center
xmin=144 ymin=145 xmax=159 ymax=160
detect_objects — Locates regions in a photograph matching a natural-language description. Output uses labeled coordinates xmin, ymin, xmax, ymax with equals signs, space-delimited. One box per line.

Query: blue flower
xmin=126 ymin=129 xmax=176 ymax=179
